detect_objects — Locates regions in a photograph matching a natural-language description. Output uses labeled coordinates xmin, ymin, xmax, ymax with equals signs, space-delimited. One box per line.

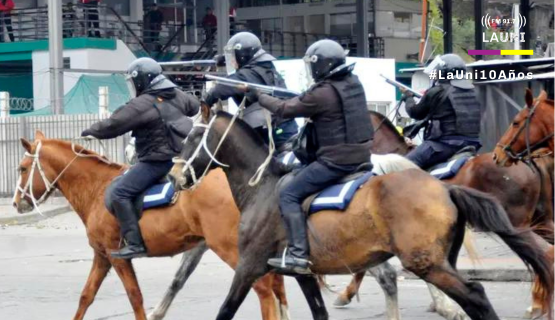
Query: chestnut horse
xmin=12 ymin=132 xmax=289 ymax=320
xmin=335 ymin=110 xmax=555 ymax=318
xmin=170 ymin=105 xmax=552 ymax=320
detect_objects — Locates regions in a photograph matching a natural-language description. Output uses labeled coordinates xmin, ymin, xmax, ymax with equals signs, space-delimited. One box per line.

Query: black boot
xmin=110 ymin=200 xmax=147 ymax=260
xmin=268 ymin=211 xmax=312 ymax=274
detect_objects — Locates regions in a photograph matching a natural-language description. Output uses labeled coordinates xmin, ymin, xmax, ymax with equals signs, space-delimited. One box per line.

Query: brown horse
xmin=12 ymin=131 xmax=289 ymax=320
xmin=334 ymin=110 xmax=554 ymax=318
xmin=170 ymin=105 xmax=553 ymax=320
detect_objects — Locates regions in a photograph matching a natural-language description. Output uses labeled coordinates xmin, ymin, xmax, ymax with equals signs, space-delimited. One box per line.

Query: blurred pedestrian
xmin=202 ymin=7 xmax=217 ymax=41
xmin=0 ymin=0 xmax=15 ymax=43
xmin=82 ymin=0 xmax=101 ymax=38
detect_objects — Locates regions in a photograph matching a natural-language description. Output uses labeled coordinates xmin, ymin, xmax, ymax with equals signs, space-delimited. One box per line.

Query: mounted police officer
xmin=81 ymin=57 xmax=199 ymax=259
xmin=204 ymin=31 xmax=298 ymax=151
xmin=252 ymin=39 xmax=374 ymax=274
xmin=402 ymin=54 xmax=482 ymax=170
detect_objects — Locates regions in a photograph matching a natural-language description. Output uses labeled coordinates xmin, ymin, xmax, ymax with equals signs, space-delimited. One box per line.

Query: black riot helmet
xmin=224 ymin=32 xmax=272 ymax=73
xmin=126 ymin=57 xmax=177 ymax=96
xmin=304 ymin=39 xmax=351 ymax=82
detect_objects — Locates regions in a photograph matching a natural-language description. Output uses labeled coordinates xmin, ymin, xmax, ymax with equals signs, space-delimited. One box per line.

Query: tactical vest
xmin=446 ymin=87 xmax=481 ymax=138
xmin=239 ymin=64 xmax=286 ymax=128
xmin=327 ymin=74 xmax=374 ymax=144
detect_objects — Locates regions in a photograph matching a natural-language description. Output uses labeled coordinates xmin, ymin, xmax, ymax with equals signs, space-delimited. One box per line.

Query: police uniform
xmin=405 ymin=54 xmax=482 ymax=170
xmin=257 ymin=39 xmax=373 ymax=274
xmin=82 ymin=58 xmax=199 ymax=259
xmin=205 ymin=32 xmax=298 ymax=150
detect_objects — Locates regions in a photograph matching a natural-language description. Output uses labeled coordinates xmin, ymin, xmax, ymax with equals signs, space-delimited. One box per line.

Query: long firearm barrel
xmin=380 ymin=74 xmax=423 ymax=98
xmin=205 ymin=74 xmax=301 ymax=99
xmin=159 ymin=60 xmax=217 ymax=67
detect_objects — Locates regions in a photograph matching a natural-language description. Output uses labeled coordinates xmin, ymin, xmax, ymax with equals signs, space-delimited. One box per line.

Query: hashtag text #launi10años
xmin=434 ymin=70 xmax=533 ymax=81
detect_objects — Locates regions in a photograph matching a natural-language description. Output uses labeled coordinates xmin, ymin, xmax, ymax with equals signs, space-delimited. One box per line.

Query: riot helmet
xmin=424 ymin=54 xmax=473 ymax=89
xmin=303 ymin=39 xmax=351 ymax=82
xmin=126 ymin=57 xmax=177 ymax=96
xmin=224 ymin=32 xmax=273 ymax=74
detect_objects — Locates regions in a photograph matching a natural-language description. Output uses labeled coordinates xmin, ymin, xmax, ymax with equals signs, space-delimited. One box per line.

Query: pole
xmin=474 ymin=0 xmax=485 ymax=61
xmin=513 ymin=4 xmax=521 ymax=60
xmin=214 ymin=0 xmax=230 ymax=54
xmin=443 ymin=0 xmax=453 ymax=53
xmin=99 ymin=86 xmax=109 ymax=118
xmin=48 ymin=0 xmax=64 ymax=114
xmin=520 ymin=0 xmax=530 ymax=59
xmin=0 ymin=92 xmax=9 ymax=119
xmin=419 ymin=0 xmax=428 ymax=62
xmin=356 ymin=0 xmax=369 ymax=57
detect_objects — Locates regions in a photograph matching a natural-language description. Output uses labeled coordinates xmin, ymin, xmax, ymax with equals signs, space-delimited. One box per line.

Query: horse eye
xmin=512 ymin=121 xmax=519 ymax=127
xmin=18 ymin=167 xmax=27 ymax=173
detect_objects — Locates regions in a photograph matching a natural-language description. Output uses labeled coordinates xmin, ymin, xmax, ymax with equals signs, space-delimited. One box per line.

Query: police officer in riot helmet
xmin=81 ymin=57 xmax=199 ymax=259
xmin=250 ymin=39 xmax=374 ymax=274
xmin=402 ymin=53 xmax=482 ymax=170
xmin=204 ymin=32 xmax=298 ymax=151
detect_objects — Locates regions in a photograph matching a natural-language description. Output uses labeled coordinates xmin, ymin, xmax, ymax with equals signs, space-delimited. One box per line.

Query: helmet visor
xmin=125 ymin=73 xmax=137 ymax=98
xmin=224 ymin=45 xmax=239 ymax=75
xmin=424 ymin=55 xmax=446 ymax=75
xmin=303 ymin=54 xmax=316 ymax=86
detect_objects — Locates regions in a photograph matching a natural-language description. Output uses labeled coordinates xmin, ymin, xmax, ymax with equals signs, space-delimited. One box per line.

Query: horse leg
xmin=215 ymin=262 xmax=269 ymax=320
xmin=295 ymin=275 xmax=329 ymax=320
xmin=252 ymin=274 xmax=286 ymax=320
xmin=414 ymin=264 xmax=498 ymax=320
xmin=72 ymin=252 xmax=111 ymax=320
xmin=147 ymin=242 xmax=208 ymax=320
xmin=271 ymin=274 xmax=291 ymax=320
xmin=333 ymin=271 xmax=364 ymax=307
xmin=370 ymin=263 xmax=400 ymax=320
xmin=111 ymin=259 xmax=147 ymax=320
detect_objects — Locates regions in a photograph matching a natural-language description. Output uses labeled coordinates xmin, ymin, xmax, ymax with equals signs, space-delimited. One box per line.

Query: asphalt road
xmin=0 ymin=212 xmax=536 ymax=320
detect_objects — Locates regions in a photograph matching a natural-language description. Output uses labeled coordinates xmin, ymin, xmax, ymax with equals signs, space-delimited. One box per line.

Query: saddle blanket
xmin=279 ymin=151 xmax=301 ymax=166
xmin=308 ymin=172 xmax=374 ymax=214
xmin=429 ymin=157 xmax=470 ymax=180
xmin=142 ymin=182 xmax=177 ymax=209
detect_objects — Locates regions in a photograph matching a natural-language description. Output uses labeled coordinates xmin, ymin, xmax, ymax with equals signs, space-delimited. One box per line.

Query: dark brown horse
xmin=335 ymin=110 xmax=554 ymax=318
xmin=170 ymin=104 xmax=552 ymax=320
xmin=12 ymin=132 xmax=289 ymax=320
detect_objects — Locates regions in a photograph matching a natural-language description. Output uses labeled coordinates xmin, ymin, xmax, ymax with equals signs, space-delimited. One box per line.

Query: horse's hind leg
xmin=370 ymin=263 xmax=400 ymax=320
xmin=148 ymin=242 xmax=208 ymax=320
xmin=73 ymin=252 xmax=111 ymax=320
xmin=333 ymin=271 xmax=364 ymax=307
xmin=111 ymin=259 xmax=147 ymax=320
xmin=271 ymin=274 xmax=290 ymax=320
xmin=415 ymin=264 xmax=499 ymax=320
xmin=296 ymin=275 xmax=329 ymax=320
xmin=252 ymin=274 xmax=287 ymax=320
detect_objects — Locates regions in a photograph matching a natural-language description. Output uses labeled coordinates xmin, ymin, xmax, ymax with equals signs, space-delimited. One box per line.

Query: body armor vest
xmin=446 ymin=86 xmax=481 ymax=138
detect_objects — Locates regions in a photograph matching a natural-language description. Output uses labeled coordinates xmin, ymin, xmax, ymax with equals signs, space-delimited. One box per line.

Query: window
xmin=307 ymin=15 xmax=325 ymax=34
xmin=237 ymin=0 xmax=280 ymax=8
xmin=330 ymin=13 xmax=354 ymax=37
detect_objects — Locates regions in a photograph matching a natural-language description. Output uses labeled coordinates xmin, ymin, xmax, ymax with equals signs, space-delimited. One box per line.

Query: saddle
xmin=428 ymin=146 xmax=477 ymax=180
xmin=104 ymin=175 xmax=179 ymax=217
xmin=277 ymin=162 xmax=374 ymax=215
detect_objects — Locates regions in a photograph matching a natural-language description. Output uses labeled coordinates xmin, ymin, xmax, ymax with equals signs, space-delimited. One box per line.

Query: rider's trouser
xmin=110 ymin=160 xmax=174 ymax=246
xmin=278 ymin=160 xmax=356 ymax=259
xmin=406 ymin=139 xmax=480 ymax=170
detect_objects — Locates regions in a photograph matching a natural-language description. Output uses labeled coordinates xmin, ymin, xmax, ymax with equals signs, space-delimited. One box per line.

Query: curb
xmin=0 ymin=206 xmax=72 ymax=226
xmin=396 ymin=268 xmax=531 ymax=282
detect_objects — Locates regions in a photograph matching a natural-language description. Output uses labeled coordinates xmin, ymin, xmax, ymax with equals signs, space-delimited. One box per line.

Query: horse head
xmin=170 ymin=101 xmax=224 ymax=190
xmin=493 ymin=89 xmax=554 ymax=167
xmin=13 ymin=130 xmax=54 ymax=213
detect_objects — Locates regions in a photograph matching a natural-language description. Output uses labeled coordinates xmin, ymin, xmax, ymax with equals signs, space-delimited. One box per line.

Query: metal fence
xmin=0 ymin=114 xmax=129 ymax=197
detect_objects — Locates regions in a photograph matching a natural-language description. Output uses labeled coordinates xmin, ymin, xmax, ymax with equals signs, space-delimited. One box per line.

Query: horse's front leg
xmin=111 ymin=258 xmax=147 ymax=320
xmin=296 ymin=275 xmax=329 ymax=320
xmin=148 ymin=241 xmax=208 ymax=320
xmin=216 ymin=260 xmax=269 ymax=320
xmin=73 ymin=252 xmax=112 ymax=320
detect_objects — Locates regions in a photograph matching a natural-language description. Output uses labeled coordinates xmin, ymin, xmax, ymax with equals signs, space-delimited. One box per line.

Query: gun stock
xmin=205 ymin=74 xmax=301 ymax=99
xmin=380 ymin=74 xmax=423 ymax=98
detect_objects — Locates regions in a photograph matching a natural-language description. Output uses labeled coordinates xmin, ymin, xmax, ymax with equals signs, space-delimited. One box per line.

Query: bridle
xmin=496 ymin=99 xmax=554 ymax=163
xmin=13 ymin=139 xmax=112 ymax=215
xmin=173 ymin=98 xmax=275 ymax=188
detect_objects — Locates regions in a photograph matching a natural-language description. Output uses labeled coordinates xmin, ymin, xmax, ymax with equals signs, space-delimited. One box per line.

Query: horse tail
xmin=447 ymin=184 xmax=554 ymax=314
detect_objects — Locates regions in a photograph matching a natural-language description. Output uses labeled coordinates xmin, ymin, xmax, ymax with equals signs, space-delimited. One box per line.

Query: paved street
xmin=0 ymin=212 xmax=536 ymax=320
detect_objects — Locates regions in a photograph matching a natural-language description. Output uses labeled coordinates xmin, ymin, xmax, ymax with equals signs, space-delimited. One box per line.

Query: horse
xmin=170 ymin=104 xmax=553 ymax=320
xmin=11 ymin=131 xmax=289 ymax=320
xmin=493 ymin=89 xmax=554 ymax=167
xmin=335 ymin=110 xmax=555 ymax=319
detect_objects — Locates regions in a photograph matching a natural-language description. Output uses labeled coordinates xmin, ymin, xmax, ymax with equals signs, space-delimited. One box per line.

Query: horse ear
xmin=35 ymin=130 xmax=45 ymax=140
xmin=525 ymin=89 xmax=534 ymax=108
xmin=20 ymin=138 xmax=32 ymax=153
xmin=538 ymin=90 xmax=548 ymax=102
xmin=201 ymin=101 xmax=212 ymax=123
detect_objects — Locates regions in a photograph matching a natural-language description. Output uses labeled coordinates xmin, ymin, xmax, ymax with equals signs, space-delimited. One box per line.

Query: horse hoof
xmin=427 ymin=301 xmax=437 ymax=313
xmin=147 ymin=312 xmax=163 ymax=320
xmin=524 ymin=306 xmax=544 ymax=319
xmin=333 ymin=295 xmax=352 ymax=308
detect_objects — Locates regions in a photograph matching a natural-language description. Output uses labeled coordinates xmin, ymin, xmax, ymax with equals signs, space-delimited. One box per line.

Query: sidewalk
xmin=0 ymin=197 xmax=72 ymax=226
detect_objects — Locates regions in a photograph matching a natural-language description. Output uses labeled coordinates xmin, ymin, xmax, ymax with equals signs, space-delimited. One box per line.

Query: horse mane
xmin=369 ymin=111 xmax=406 ymax=143
xmin=46 ymin=139 xmax=125 ymax=170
